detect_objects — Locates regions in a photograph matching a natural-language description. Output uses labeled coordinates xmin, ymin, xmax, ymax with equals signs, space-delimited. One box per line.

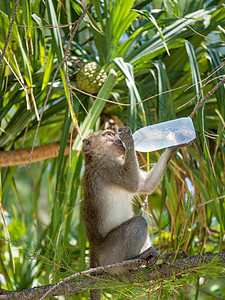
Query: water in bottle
xmin=133 ymin=117 xmax=196 ymax=152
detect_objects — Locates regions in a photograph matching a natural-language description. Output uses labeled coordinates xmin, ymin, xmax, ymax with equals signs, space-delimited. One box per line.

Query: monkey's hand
xmin=118 ymin=127 xmax=134 ymax=149
xmin=170 ymin=136 xmax=196 ymax=151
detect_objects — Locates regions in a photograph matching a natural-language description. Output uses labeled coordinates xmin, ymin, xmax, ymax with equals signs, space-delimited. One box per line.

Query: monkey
xmin=82 ymin=126 xmax=193 ymax=299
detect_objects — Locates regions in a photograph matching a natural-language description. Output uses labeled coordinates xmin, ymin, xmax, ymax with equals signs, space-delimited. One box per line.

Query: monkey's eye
xmin=103 ymin=131 xmax=115 ymax=139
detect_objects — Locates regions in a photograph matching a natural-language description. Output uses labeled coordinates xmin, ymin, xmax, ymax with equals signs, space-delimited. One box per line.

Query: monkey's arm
xmin=138 ymin=147 xmax=177 ymax=194
xmin=116 ymin=127 xmax=140 ymax=192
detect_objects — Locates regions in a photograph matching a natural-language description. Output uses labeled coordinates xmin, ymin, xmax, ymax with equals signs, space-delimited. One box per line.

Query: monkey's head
xmin=83 ymin=129 xmax=125 ymax=164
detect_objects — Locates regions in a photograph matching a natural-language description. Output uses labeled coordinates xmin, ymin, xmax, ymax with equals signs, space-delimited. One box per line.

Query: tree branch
xmin=0 ymin=252 xmax=224 ymax=299
xmin=189 ymin=76 xmax=225 ymax=118
xmin=0 ymin=141 xmax=74 ymax=167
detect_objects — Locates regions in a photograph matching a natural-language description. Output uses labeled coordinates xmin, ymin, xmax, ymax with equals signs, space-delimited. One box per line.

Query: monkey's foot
xmin=136 ymin=246 xmax=160 ymax=267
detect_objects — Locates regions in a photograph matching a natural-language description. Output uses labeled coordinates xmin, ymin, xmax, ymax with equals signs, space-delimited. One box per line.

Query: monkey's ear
xmin=83 ymin=138 xmax=91 ymax=150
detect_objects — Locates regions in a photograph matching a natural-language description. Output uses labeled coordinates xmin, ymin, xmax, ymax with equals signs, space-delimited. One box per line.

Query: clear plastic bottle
xmin=133 ymin=117 xmax=196 ymax=152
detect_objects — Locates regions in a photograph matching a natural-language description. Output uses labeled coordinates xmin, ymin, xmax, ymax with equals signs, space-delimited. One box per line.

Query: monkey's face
xmin=83 ymin=129 xmax=125 ymax=160
xmin=102 ymin=130 xmax=125 ymax=157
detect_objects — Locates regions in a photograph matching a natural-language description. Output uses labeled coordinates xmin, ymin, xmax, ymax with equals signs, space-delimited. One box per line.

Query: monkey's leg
xmin=97 ymin=215 xmax=158 ymax=271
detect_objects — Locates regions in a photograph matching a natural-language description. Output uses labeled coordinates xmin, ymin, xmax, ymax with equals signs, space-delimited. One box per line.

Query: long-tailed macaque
xmin=82 ymin=127 xmax=193 ymax=299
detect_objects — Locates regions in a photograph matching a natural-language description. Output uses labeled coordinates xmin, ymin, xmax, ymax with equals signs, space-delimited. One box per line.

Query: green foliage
xmin=0 ymin=0 xmax=225 ymax=298
xmin=110 ymin=256 xmax=225 ymax=299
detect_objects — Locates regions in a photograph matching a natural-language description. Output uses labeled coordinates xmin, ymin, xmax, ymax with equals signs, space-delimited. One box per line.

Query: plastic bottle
xmin=133 ymin=117 xmax=196 ymax=152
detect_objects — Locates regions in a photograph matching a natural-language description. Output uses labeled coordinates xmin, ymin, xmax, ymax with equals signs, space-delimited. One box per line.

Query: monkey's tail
xmin=90 ymin=289 xmax=101 ymax=300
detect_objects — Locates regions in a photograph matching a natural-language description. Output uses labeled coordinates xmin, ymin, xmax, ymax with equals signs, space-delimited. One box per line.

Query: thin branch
xmin=178 ymin=74 xmax=225 ymax=110
xmin=0 ymin=0 xmax=19 ymax=69
xmin=0 ymin=252 xmax=224 ymax=300
xmin=169 ymin=8 xmax=225 ymax=45
xmin=70 ymin=84 xmax=187 ymax=106
xmin=215 ymin=109 xmax=225 ymax=127
xmin=189 ymin=76 xmax=225 ymax=119
xmin=0 ymin=49 xmax=30 ymax=108
xmin=40 ymin=258 xmax=148 ymax=300
xmin=198 ymin=195 xmax=225 ymax=207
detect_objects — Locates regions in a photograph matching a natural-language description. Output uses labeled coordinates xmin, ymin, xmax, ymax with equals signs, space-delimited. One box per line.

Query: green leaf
xmin=126 ymin=7 xmax=220 ymax=64
xmin=152 ymin=61 xmax=168 ymax=122
xmin=114 ymin=57 xmax=147 ymax=130
xmin=41 ymin=45 xmax=54 ymax=91
xmin=46 ymin=0 xmax=68 ymax=99
xmin=134 ymin=10 xmax=170 ymax=56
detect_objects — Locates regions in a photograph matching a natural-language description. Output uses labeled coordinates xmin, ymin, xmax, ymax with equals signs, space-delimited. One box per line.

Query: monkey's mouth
xmin=114 ymin=137 xmax=125 ymax=151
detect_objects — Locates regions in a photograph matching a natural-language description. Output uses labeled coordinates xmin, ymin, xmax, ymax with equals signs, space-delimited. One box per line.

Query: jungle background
xmin=0 ymin=0 xmax=225 ymax=299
